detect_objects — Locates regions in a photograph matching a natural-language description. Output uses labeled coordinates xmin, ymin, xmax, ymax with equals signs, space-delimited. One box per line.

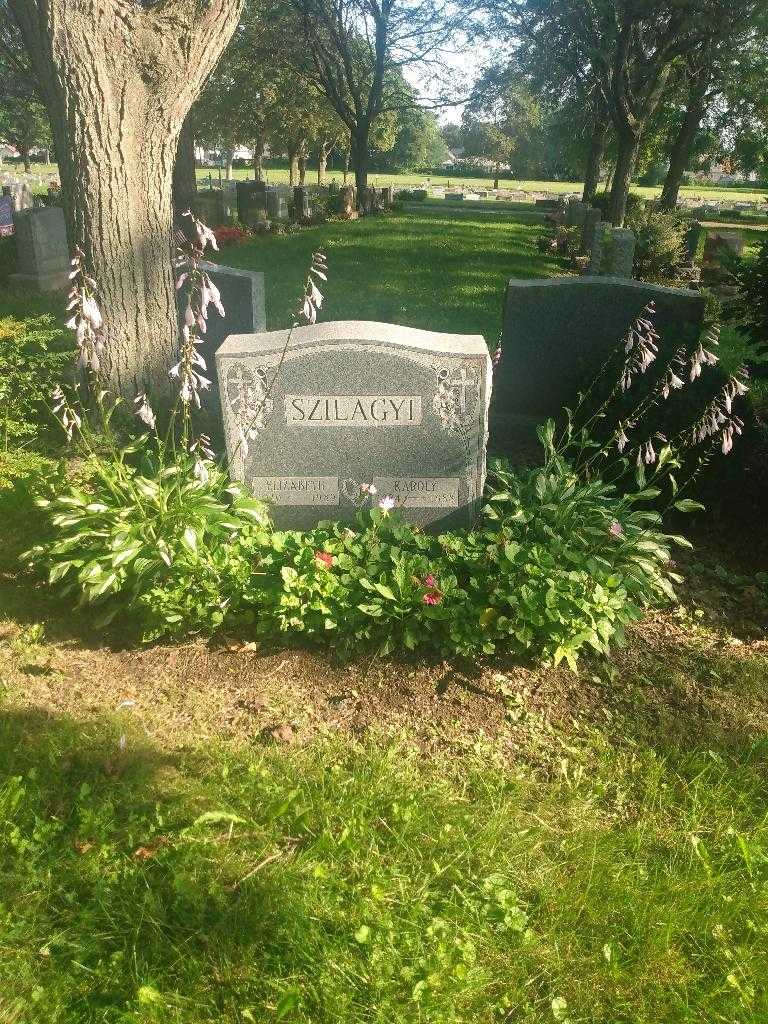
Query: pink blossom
xmin=315 ymin=550 xmax=333 ymax=568
xmin=423 ymin=592 xmax=441 ymax=606
xmin=609 ymin=519 xmax=623 ymax=538
xmin=424 ymin=574 xmax=437 ymax=588
xmin=378 ymin=496 xmax=395 ymax=514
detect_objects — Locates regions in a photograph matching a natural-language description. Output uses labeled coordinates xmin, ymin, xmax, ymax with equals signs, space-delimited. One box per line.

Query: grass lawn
xmin=2 ymin=205 xmax=768 ymax=1023
xmin=212 ymin=207 xmax=560 ymax=344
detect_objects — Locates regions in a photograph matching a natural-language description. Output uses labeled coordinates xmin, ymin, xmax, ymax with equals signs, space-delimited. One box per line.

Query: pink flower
xmin=423 ymin=592 xmax=441 ymax=605
xmin=315 ymin=550 xmax=333 ymax=568
xmin=423 ymin=574 xmax=437 ymax=588
xmin=609 ymin=519 xmax=623 ymax=538
xmin=378 ymin=496 xmax=395 ymax=514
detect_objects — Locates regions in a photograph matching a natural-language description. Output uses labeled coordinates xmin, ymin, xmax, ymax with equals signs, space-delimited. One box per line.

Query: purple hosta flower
xmin=52 ymin=385 xmax=81 ymax=440
xmin=723 ymin=373 xmax=749 ymax=413
xmin=609 ymin=519 xmax=623 ymax=539
xmin=378 ymin=495 xmax=396 ymax=514
xmin=298 ymin=251 xmax=328 ymax=326
xmin=615 ymin=422 xmax=629 ymax=453
xmin=190 ymin=434 xmax=215 ymax=484
xmin=181 ymin=210 xmax=219 ymax=253
xmin=200 ymin=273 xmax=225 ymax=319
xmin=661 ymin=368 xmax=685 ymax=400
xmin=133 ymin=392 xmax=156 ymax=430
xmin=721 ymin=416 xmax=743 ymax=455
xmin=689 ymin=341 xmax=719 ymax=381
xmin=361 ymin=482 xmax=378 ymax=497
xmin=643 ymin=440 xmax=656 ymax=465
xmin=66 ymin=251 xmax=106 ymax=374
xmin=492 ymin=340 xmax=503 ymax=369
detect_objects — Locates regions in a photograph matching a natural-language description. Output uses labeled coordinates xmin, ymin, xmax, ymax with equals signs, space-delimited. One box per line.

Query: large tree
xmin=8 ymin=0 xmax=243 ymax=398
xmin=288 ymin=0 xmax=469 ymax=194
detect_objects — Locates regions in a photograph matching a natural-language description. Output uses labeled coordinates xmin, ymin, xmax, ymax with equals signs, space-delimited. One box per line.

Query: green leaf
xmin=673 ymin=499 xmax=705 ymax=513
xmin=373 ymin=582 xmax=397 ymax=601
xmin=189 ymin=811 xmax=248 ymax=829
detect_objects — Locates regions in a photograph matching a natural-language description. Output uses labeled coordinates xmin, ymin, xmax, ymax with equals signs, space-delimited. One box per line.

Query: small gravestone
xmin=193 ymin=189 xmax=226 ymax=227
xmin=587 ymin=225 xmax=606 ymax=274
xmin=292 ymin=186 xmax=310 ymax=220
xmin=178 ymin=262 xmax=265 ymax=382
xmin=565 ymin=199 xmax=587 ymax=228
xmin=9 ymin=205 xmax=70 ymax=290
xmin=339 ymin=185 xmax=356 ymax=218
xmin=266 ymin=189 xmax=287 ymax=220
xmin=602 ymin=227 xmax=635 ymax=278
xmin=490 ymin=277 xmax=705 ymax=451
xmin=236 ymin=181 xmax=267 ymax=226
xmin=0 ymin=188 xmax=14 ymax=236
xmin=7 ymin=180 xmax=32 ymax=212
xmin=580 ymin=206 xmax=602 ymax=255
xmin=216 ymin=321 xmax=492 ymax=530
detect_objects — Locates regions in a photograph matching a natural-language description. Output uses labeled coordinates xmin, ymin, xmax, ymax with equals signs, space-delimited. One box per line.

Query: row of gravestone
xmin=193 ymin=182 xmax=396 ymax=228
xmin=564 ymin=199 xmax=636 ymax=278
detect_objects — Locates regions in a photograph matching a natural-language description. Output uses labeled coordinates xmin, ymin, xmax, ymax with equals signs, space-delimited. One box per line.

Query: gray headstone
xmin=9 ymin=205 xmax=70 ymax=290
xmin=565 ymin=199 xmax=587 ymax=227
xmin=339 ymin=185 xmax=356 ymax=217
xmin=192 ymin=190 xmax=225 ymax=227
xmin=602 ymin=227 xmax=635 ymax=278
xmin=580 ymin=206 xmax=602 ymax=255
xmin=587 ymin=225 xmax=606 ymax=275
xmin=293 ymin=186 xmax=310 ymax=220
xmin=178 ymin=261 xmax=266 ymax=382
xmin=0 ymin=188 xmax=13 ymax=236
xmin=216 ymin=320 xmax=492 ymax=530
xmin=490 ymin=277 xmax=705 ymax=450
xmin=266 ymin=189 xmax=287 ymax=220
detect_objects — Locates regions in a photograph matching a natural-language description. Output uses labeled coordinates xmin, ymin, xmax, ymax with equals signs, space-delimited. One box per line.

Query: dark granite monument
xmin=178 ymin=262 xmax=265 ymax=382
xmin=216 ymin=321 xmax=492 ymax=530
xmin=490 ymin=276 xmax=705 ymax=452
xmin=9 ymin=205 xmax=70 ymax=291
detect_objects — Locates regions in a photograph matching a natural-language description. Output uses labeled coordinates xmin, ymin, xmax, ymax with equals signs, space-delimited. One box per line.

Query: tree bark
xmin=288 ymin=149 xmax=298 ymax=186
xmin=298 ymin=154 xmax=307 ymax=186
xmin=351 ymin=129 xmax=369 ymax=200
xmin=609 ymin=128 xmax=640 ymax=226
xmin=252 ymin=134 xmax=266 ymax=181
xmin=173 ymin=114 xmax=197 ymax=216
xmin=9 ymin=0 xmax=243 ymax=400
xmin=20 ymin=142 xmax=31 ymax=172
xmin=659 ymin=74 xmax=710 ymax=212
xmin=582 ymin=120 xmax=607 ymax=204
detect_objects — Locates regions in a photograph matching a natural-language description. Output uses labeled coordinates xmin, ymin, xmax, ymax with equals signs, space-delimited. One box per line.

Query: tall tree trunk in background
xmin=20 ymin=142 xmax=31 ymax=171
xmin=9 ymin=0 xmax=242 ymax=399
xmin=172 ymin=115 xmax=197 ymax=216
xmin=343 ymin=147 xmax=350 ymax=184
xmin=582 ymin=120 xmax=607 ymax=204
xmin=609 ymin=127 xmax=640 ymax=225
xmin=351 ymin=128 xmax=370 ymax=200
xmin=317 ymin=138 xmax=333 ymax=185
xmin=252 ymin=134 xmax=266 ymax=181
xmin=659 ymin=72 xmax=710 ymax=212
xmin=288 ymin=148 xmax=299 ymax=186
xmin=224 ymin=151 xmax=233 ymax=180
xmin=298 ymin=151 xmax=307 ymax=186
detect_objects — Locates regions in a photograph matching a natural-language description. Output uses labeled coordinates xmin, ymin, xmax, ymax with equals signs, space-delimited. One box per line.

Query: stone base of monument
xmin=216 ymin=320 xmax=492 ymax=532
xmin=9 ymin=269 xmax=71 ymax=292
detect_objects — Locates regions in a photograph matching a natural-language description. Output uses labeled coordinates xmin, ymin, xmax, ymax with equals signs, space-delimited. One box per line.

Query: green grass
xmin=2 ymin=702 xmax=768 ymax=1023
xmin=196 ymin=165 xmax=768 ymax=204
xmin=213 ymin=208 xmax=559 ymax=344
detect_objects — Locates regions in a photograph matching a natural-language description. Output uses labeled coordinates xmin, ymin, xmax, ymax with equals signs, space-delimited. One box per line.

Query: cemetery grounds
xmin=2 ymin=204 xmax=768 ymax=1023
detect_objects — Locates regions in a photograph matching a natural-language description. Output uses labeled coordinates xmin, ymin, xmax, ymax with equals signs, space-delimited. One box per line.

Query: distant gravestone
xmin=602 ymin=228 xmax=635 ymax=278
xmin=7 ymin=181 xmax=32 ymax=212
xmin=178 ymin=261 xmax=265 ymax=381
xmin=580 ymin=206 xmax=602 ymax=255
xmin=293 ymin=186 xmax=310 ymax=220
xmin=9 ymin=205 xmax=70 ymax=290
xmin=216 ymin=321 xmax=492 ymax=530
xmin=339 ymin=185 xmax=356 ymax=218
xmin=266 ymin=189 xmax=287 ymax=220
xmin=490 ymin=276 xmax=705 ymax=451
xmin=0 ymin=188 xmax=13 ymax=236
xmin=236 ymin=181 xmax=267 ymax=226
xmin=565 ymin=199 xmax=587 ymax=228
xmin=193 ymin=189 xmax=225 ymax=227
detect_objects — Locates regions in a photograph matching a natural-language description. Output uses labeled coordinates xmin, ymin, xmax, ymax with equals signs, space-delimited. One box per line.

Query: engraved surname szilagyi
xmin=284 ymin=394 xmax=422 ymax=426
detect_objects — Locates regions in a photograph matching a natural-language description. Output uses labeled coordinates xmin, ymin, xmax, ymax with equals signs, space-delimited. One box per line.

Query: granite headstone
xmin=0 ymin=188 xmax=13 ymax=236
xmin=216 ymin=320 xmax=492 ymax=530
xmin=490 ymin=276 xmax=705 ymax=451
xmin=9 ymin=205 xmax=70 ymax=290
xmin=178 ymin=261 xmax=266 ymax=382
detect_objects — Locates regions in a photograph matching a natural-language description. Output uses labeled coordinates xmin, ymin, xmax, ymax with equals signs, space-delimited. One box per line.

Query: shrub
xmin=729 ymin=237 xmax=768 ymax=348
xmin=590 ymin=191 xmax=645 ymax=219
xmin=626 ymin=209 xmax=686 ymax=281
xmin=0 ymin=310 xmax=70 ymax=449
xmin=396 ymin=189 xmax=428 ymax=202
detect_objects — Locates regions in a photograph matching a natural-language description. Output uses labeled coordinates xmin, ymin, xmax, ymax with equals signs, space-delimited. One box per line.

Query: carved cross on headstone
xmin=449 ymin=366 xmax=475 ymax=414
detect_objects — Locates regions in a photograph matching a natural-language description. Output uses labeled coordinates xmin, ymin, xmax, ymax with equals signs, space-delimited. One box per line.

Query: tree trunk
xmin=172 ymin=115 xmax=197 ymax=216
xmin=317 ymin=142 xmax=331 ymax=185
xmin=351 ymin=130 xmax=369 ymax=201
xmin=582 ymin=120 xmax=607 ymax=204
xmin=609 ymin=128 xmax=640 ymax=226
xmin=9 ymin=0 xmax=242 ymax=400
xmin=298 ymin=154 xmax=307 ymax=186
xmin=20 ymin=142 xmax=31 ymax=172
xmin=659 ymin=75 xmax=709 ymax=212
xmin=343 ymin=148 xmax=350 ymax=184
xmin=252 ymin=135 xmax=266 ymax=181
xmin=224 ymin=153 xmax=233 ymax=180
xmin=288 ymin=149 xmax=299 ymax=186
